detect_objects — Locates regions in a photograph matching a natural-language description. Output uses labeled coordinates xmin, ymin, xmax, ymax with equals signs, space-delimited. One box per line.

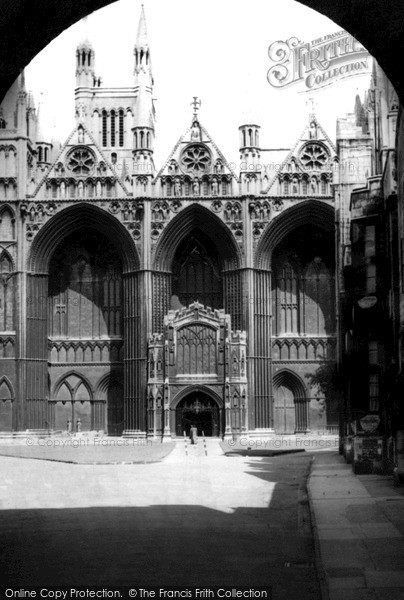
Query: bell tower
xmin=239 ymin=123 xmax=261 ymax=194
xmin=75 ymin=40 xmax=95 ymax=88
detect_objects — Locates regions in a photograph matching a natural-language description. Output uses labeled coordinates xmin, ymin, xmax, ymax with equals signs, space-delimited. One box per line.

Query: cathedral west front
xmin=0 ymin=7 xmax=340 ymax=438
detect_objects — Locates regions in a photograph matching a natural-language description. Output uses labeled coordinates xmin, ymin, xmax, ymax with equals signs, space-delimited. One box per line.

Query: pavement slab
xmin=308 ymin=451 xmax=404 ymax=600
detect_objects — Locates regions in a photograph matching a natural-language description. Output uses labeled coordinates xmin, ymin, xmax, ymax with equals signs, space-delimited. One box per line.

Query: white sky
xmin=25 ymin=0 xmax=373 ymax=168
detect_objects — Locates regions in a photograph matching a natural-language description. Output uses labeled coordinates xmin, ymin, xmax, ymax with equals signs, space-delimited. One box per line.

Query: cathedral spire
xmin=132 ymin=6 xmax=155 ymax=184
xmin=134 ymin=5 xmax=153 ymax=87
xmin=136 ymin=4 xmax=148 ymax=48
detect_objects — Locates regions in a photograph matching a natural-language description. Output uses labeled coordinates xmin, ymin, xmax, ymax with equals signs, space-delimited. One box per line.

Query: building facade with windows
xmin=337 ymin=62 xmax=402 ymax=470
xmin=0 ymin=8 xmax=340 ymax=438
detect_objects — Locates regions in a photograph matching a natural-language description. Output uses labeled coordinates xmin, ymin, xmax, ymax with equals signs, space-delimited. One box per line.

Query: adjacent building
xmin=337 ymin=62 xmax=402 ymax=471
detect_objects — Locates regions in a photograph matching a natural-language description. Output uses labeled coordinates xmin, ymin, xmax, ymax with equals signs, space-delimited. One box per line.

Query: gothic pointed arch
xmin=171 ymin=384 xmax=224 ymax=409
xmin=0 ymin=205 xmax=15 ymax=240
xmin=273 ymin=369 xmax=307 ymax=400
xmin=0 ymin=248 xmax=13 ymax=272
xmin=95 ymin=373 xmax=124 ymax=435
xmin=56 ymin=382 xmax=72 ymax=402
xmin=27 ymin=203 xmax=140 ymax=274
xmin=0 ymin=375 xmax=14 ymax=431
xmin=0 ymin=249 xmax=15 ymax=331
xmin=172 ymin=232 xmax=223 ymax=310
xmin=52 ymin=372 xmax=94 ymax=432
xmin=273 ymin=369 xmax=308 ymax=434
xmin=53 ymin=371 xmax=94 ymax=401
xmin=255 ymin=200 xmax=334 ymax=269
xmin=0 ymin=375 xmax=14 ymax=400
xmin=153 ymin=204 xmax=240 ymax=272
xmin=172 ymin=386 xmax=224 ymax=437
xmin=303 ymin=257 xmax=334 ymax=335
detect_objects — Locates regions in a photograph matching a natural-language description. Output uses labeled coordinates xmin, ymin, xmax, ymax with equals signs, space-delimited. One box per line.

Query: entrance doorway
xmin=176 ymin=392 xmax=221 ymax=437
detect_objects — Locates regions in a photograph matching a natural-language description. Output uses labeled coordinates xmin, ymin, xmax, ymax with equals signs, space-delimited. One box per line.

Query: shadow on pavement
xmin=0 ymin=454 xmax=320 ymax=600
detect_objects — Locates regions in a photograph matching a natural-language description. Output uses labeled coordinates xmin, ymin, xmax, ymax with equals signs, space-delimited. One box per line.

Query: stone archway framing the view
xmin=0 ymin=1 xmax=403 ymax=106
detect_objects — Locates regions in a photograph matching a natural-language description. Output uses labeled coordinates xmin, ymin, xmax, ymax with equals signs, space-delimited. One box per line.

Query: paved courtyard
xmin=0 ymin=440 xmax=320 ymax=600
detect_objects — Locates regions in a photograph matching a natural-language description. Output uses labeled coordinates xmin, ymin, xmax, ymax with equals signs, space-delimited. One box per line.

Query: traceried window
xmin=102 ymin=110 xmax=107 ymax=147
xmin=67 ymin=147 xmax=95 ymax=175
xmin=110 ymin=111 xmax=116 ymax=147
xmin=303 ymin=258 xmax=334 ymax=335
xmin=0 ymin=251 xmax=14 ymax=331
xmin=119 ymin=110 xmax=124 ymax=147
xmin=300 ymin=143 xmax=328 ymax=169
xmin=275 ymin=261 xmax=299 ymax=334
xmin=180 ymin=144 xmax=211 ymax=174
xmin=172 ymin=232 xmax=223 ymax=310
xmin=48 ymin=231 xmax=123 ymax=340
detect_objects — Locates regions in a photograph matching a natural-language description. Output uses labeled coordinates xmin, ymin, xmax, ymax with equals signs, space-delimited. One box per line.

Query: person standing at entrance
xmin=190 ymin=425 xmax=198 ymax=445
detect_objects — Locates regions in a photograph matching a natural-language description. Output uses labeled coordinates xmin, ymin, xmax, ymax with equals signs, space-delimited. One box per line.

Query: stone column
xmin=25 ymin=273 xmax=49 ymax=430
xmin=123 ymin=270 xmax=147 ymax=437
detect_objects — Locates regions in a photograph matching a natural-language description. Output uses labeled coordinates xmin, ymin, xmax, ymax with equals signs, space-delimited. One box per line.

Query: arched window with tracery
xmin=0 ymin=251 xmax=14 ymax=331
xmin=171 ymin=231 xmax=223 ymax=310
xmin=119 ymin=110 xmax=124 ymax=147
xmin=303 ymin=257 xmax=334 ymax=335
xmin=273 ymin=259 xmax=299 ymax=335
xmin=0 ymin=377 xmax=13 ymax=431
xmin=102 ymin=110 xmax=107 ymax=147
xmin=0 ymin=207 xmax=15 ymax=240
xmin=110 ymin=110 xmax=116 ymax=147
xmin=48 ymin=230 xmax=123 ymax=340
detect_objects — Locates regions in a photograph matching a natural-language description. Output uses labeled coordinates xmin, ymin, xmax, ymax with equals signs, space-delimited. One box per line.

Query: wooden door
xmin=274 ymin=385 xmax=296 ymax=434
